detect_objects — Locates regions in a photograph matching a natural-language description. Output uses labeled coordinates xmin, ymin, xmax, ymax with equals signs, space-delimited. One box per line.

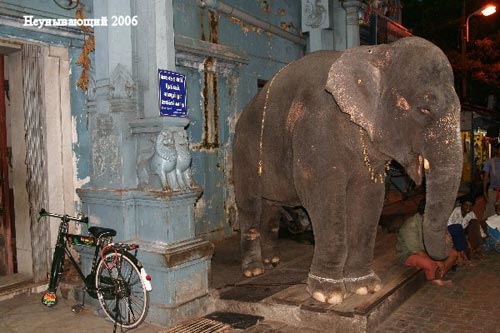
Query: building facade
xmin=0 ymin=0 xmax=410 ymax=326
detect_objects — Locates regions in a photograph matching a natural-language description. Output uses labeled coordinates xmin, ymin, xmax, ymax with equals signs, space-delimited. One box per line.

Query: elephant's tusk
xmin=424 ymin=158 xmax=430 ymax=170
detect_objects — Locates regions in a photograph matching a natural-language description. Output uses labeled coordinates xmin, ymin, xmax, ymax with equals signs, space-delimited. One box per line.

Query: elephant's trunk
xmin=422 ymin=129 xmax=463 ymax=260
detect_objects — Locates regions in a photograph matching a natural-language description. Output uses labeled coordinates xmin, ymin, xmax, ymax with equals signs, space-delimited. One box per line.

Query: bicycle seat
xmin=88 ymin=226 xmax=116 ymax=239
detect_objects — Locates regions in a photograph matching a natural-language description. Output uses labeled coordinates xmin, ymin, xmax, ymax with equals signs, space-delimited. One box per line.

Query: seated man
xmin=484 ymin=201 xmax=500 ymax=252
xmin=397 ymin=200 xmax=458 ymax=286
xmin=447 ymin=195 xmax=478 ymax=264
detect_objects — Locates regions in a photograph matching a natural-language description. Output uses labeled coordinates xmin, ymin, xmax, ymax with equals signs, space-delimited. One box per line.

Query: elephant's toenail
xmin=243 ymin=270 xmax=253 ymax=277
xmin=327 ymin=294 xmax=343 ymax=305
xmin=312 ymin=291 xmax=326 ymax=303
xmin=355 ymin=287 xmax=368 ymax=295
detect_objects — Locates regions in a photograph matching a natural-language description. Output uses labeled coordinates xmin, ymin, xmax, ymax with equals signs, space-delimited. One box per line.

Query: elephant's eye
xmin=420 ymin=108 xmax=432 ymax=115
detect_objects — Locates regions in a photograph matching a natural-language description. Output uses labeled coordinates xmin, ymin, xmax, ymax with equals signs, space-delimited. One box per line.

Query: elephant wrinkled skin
xmin=232 ymin=37 xmax=462 ymax=304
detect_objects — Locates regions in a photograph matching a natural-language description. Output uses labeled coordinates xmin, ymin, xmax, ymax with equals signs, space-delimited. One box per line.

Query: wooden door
xmin=0 ymin=55 xmax=14 ymax=275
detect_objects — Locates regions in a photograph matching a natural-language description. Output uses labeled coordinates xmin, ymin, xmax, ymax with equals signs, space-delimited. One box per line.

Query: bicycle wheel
xmin=95 ymin=251 xmax=149 ymax=329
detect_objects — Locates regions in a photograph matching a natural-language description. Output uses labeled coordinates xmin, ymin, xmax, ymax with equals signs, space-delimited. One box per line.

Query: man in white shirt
xmin=447 ymin=195 xmax=477 ymax=264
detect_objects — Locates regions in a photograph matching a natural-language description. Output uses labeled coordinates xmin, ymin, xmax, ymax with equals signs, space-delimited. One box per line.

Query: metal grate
xmin=22 ymin=44 xmax=49 ymax=282
xmin=163 ymin=317 xmax=232 ymax=333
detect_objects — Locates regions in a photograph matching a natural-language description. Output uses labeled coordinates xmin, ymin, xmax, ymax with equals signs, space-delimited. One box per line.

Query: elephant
xmin=232 ymin=37 xmax=462 ymax=305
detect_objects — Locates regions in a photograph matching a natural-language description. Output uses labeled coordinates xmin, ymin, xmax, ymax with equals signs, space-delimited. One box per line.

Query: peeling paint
xmin=259 ymin=0 xmax=272 ymax=14
xmin=193 ymin=10 xmax=220 ymax=151
xmin=195 ymin=56 xmax=219 ymax=150
xmin=199 ymin=6 xmax=206 ymax=41
xmin=280 ymin=21 xmax=298 ymax=33
xmin=229 ymin=16 xmax=264 ymax=35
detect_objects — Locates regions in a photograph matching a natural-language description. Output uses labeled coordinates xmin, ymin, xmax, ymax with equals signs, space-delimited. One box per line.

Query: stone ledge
xmin=140 ymin=238 xmax=215 ymax=268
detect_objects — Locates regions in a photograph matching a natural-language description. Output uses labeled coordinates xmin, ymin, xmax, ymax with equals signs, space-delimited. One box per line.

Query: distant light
xmin=481 ymin=5 xmax=496 ymax=16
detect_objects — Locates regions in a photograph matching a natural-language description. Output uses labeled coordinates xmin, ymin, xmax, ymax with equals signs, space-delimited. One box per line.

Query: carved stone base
xmin=76 ymin=187 xmax=213 ymax=327
xmin=77 ymin=187 xmax=202 ymax=242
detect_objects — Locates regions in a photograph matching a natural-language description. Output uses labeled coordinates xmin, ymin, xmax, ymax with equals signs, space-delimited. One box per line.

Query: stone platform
xmin=209 ymin=229 xmax=426 ymax=332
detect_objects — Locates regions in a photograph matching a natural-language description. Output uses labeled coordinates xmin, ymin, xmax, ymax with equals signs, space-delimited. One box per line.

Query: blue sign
xmin=158 ymin=69 xmax=187 ymax=117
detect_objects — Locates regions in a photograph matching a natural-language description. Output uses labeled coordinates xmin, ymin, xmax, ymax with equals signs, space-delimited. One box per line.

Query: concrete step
xmin=209 ymin=232 xmax=426 ymax=332
xmin=212 ymin=267 xmax=425 ymax=332
xmin=0 ymin=273 xmax=47 ymax=302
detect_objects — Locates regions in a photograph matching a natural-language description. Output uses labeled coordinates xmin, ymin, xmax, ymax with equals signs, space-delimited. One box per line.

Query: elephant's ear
xmin=325 ymin=45 xmax=390 ymax=140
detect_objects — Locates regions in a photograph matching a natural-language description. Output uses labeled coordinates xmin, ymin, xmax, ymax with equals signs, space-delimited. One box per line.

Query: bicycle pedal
xmin=71 ymin=304 xmax=84 ymax=313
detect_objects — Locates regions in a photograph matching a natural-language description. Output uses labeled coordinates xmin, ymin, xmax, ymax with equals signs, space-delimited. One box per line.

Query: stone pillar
xmin=301 ymin=0 xmax=334 ymax=51
xmin=134 ymin=0 xmax=175 ymax=119
xmin=343 ymin=0 xmax=361 ymax=49
xmin=79 ymin=0 xmax=213 ymax=327
xmin=332 ymin=0 xmax=347 ymax=50
xmin=89 ymin=0 xmax=136 ymax=189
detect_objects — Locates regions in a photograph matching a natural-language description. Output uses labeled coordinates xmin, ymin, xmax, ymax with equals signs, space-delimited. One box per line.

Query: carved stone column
xmin=343 ymin=0 xmax=362 ymax=49
xmin=77 ymin=0 xmax=213 ymax=327
xmin=301 ymin=0 xmax=334 ymax=51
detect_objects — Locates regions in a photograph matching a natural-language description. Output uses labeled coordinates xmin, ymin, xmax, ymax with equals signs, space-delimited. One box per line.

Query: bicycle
xmin=37 ymin=208 xmax=152 ymax=330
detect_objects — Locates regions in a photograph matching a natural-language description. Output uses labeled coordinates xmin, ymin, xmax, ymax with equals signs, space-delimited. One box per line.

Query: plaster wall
xmin=173 ymin=0 xmax=305 ymax=240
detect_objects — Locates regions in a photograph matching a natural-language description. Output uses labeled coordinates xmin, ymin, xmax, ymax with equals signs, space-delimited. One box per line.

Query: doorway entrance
xmin=0 ymin=40 xmax=76 ymax=291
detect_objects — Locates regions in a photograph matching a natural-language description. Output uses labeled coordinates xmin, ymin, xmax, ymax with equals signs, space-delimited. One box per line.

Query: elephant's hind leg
xmin=239 ymin=197 xmax=265 ymax=277
xmin=260 ymin=200 xmax=282 ymax=269
xmin=241 ymin=227 xmax=264 ymax=277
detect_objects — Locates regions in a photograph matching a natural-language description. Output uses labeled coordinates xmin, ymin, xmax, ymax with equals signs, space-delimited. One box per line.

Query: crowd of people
xmin=396 ymin=143 xmax=500 ymax=286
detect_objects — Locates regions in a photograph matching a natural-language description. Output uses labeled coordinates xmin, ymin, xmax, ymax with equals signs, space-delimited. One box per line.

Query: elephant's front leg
xmin=343 ymin=181 xmax=385 ymax=295
xmin=303 ymin=189 xmax=348 ymax=305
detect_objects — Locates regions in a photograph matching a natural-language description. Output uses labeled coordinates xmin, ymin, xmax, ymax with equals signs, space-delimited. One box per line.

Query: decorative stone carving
xmin=174 ymin=130 xmax=193 ymax=189
xmin=110 ymin=63 xmax=134 ymax=99
xmin=302 ymin=0 xmax=329 ymax=32
xmin=138 ymin=128 xmax=194 ymax=192
xmin=86 ymin=71 xmax=96 ymax=102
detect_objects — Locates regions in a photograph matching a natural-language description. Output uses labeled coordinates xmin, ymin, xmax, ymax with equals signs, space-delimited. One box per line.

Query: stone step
xmin=0 ymin=273 xmax=47 ymax=302
xmin=212 ymin=267 xmax=426 ymax=332
xmin=209 ymin=232 xmax=427 ymax=332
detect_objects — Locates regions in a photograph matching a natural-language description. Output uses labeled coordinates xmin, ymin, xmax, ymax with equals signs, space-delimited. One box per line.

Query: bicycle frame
xmin=39 ymin=210 xmax=108 ymax=305
xmin=48 ymin=225 xmax=101 ymax=298
xmin=38 ymin=209 xmax=152 ymax=330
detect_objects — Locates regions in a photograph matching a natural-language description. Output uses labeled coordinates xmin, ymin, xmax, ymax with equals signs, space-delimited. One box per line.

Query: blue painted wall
xmin=1 ymin=0 xmax=304 ymax=241
xmin=173 ymin=0 xmax=305 ymax=240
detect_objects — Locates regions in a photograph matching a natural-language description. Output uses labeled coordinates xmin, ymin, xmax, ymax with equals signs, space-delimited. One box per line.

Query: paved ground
xmin=1 ymin=189 xmax=498 ymax=333
xmin=0 ymin=292 xmax=163 ymax=333
xmin=374 ymin=250 xmax=500 ymax=333
xmin=1 ymin=249 xmax=499 ymax=333
xmin=233 ymin=250 xmax=500 ymax=333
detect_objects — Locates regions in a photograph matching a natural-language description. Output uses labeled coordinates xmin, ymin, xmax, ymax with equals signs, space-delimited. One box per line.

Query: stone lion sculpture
xmin=137 ymin=128 xmax=194 ymax=192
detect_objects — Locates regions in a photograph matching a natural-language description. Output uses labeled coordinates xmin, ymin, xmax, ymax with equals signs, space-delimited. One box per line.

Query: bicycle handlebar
xmin=37 ymin=208 xmax=89 ymax=224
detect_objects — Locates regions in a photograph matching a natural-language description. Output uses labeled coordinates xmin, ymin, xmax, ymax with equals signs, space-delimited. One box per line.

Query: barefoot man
xmin=396 ymin=200 xmax=458 ymax=286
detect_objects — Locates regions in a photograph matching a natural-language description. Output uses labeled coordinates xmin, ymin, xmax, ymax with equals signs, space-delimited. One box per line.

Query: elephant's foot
xmin=241 ymin=228 xmax=265 ymax=277
xmin=242 ymin=264 xmax=264 ymax=277
xmin=306 ymin=273 xmax=346 ymax=305
xmin=263 ymin=256 xmax=280 ymax=269
xmin=343 ymin=271 xmax=382 ymax=295
xmin=261 ymin=242 xmax=280 ymax=269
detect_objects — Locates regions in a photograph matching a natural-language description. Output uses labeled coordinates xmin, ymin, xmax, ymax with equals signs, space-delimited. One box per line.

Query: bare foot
xmin=435 ymin=262 xmax=445 ymax=279
xmin=432 ymin=279 xmax=453 ymax=286
xmin=464 ymin=260 xmax=477 ymax=267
